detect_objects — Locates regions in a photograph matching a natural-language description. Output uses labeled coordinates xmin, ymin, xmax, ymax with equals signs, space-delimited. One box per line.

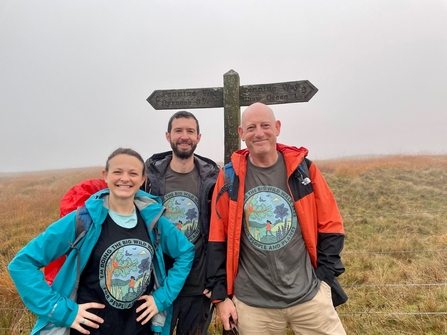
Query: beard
xmin=170 ymin=141 xmax=197 ymax=159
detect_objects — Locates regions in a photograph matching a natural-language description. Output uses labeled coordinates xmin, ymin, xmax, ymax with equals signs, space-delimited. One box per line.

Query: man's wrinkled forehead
xmin=241 ymin=103 xmax=276 ymax=126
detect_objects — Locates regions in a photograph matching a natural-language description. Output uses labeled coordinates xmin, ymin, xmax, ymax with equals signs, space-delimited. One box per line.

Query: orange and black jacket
xmin=206 ymin=143 xmax=348 ymax=307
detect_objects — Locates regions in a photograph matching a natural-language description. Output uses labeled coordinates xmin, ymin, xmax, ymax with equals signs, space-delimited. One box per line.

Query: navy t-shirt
xmin=72 ymin=210 xmax=155 ymax=335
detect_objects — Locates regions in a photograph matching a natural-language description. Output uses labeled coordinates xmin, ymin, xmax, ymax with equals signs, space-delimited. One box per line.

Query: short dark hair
xmin=105 ymin=147 xmax=145 ymax=175
xmin=167 ymin=111 xmax=200 ymax=134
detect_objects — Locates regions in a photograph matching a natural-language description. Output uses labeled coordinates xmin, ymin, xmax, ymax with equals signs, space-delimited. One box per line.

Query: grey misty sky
xmin=0 ymin=0 xmax=446 ymax=172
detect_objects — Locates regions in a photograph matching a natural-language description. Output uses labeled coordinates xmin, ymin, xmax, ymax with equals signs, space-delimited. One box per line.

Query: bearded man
xmin=144 ymin=111 xmax=220 ymax=335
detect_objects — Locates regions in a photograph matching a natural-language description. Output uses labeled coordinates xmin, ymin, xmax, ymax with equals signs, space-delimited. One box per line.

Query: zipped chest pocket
xmin=289 ymin=167 xmax=313 ymax=201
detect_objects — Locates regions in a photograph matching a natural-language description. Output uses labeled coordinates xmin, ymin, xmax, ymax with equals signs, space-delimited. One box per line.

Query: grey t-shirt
xmin=234 ymin=152 xmax=319 ymax=308
xmin=163 ymin=165 xmax=205 ymax=296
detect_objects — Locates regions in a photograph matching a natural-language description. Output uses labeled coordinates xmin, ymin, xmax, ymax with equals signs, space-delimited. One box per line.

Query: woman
xmin=8 ymin=147 xmax=194 ymax=335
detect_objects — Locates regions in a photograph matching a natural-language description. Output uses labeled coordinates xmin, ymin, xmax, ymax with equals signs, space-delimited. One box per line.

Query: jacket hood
xmin=84 ymin=188 xmax=164 ymax=224
xmin=147 ymin=151 xmax=219 ymax=179
xmin=149 ymin=150 xmax=218 ymax=166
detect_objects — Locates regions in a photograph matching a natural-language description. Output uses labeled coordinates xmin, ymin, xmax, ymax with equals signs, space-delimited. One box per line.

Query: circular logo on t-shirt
xmin=163 ymin=191 xmax=200 ymax=243
xmin=243 ymin=186 xmax=297 ymax=251
xmin=98 ymin=239 xmax=154 ymax=309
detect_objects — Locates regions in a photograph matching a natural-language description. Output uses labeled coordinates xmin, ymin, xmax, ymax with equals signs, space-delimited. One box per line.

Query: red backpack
xmin=44 ymin=179 xmax=107 ymax=285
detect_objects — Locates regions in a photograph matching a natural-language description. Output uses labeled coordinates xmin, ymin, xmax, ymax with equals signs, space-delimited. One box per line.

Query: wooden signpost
xmin=147 ymin=69 xmax=318 ymax=164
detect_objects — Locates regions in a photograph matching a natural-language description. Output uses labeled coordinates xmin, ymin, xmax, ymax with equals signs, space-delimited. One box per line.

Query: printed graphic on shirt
xmin=99 ymin=239 xmax=154 ymax=309
xmin=163 ymin=191 xmax=200 ymax=243
xmin=243 ymin=186 xmax=297 ymax=251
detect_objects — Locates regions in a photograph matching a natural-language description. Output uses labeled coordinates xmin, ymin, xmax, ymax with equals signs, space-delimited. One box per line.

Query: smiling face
xmin=238 ymin=103 xmax=281 ymax=166
xmin=166 ymin=116 xmax=201 ymax=159
xmin=102 ymin=154 xmax=146 ymax=202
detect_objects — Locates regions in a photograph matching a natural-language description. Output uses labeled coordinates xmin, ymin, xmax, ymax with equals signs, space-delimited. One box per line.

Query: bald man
xmin=205 ymin=103 xmax=347 ymax=335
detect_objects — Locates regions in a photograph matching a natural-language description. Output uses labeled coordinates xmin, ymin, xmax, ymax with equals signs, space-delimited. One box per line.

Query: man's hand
xmin=216 ymin=297 xmax=238 ymax=331
xmin=203 ymin=289 xmax=211 ymax=299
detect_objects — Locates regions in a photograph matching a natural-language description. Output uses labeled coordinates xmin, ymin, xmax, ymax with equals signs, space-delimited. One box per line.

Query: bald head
xmin=238 ymin=103 xmax=281 ymax=167
xmin=241 ymin=103 xmax=276 ymax=128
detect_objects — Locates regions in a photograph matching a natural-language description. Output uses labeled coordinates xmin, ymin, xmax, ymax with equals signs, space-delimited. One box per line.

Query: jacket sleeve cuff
xmin=315 ymin=266 xmax=335 ymax=283
xmin=151 ymin=292 xmax=165 ymax=313
xmin=210 ymin=284 xmax=228 ymax=302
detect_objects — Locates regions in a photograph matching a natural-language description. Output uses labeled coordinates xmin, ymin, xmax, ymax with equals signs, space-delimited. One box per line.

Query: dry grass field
xmin=1 ymin=155 xmax=447 ymax=334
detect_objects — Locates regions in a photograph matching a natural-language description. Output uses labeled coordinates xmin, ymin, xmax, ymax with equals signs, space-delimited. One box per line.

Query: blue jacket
xmin=8 ymin=189 xmax=195 ymax=335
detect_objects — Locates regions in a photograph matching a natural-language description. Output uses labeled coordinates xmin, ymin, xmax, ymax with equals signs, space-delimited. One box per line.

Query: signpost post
xmin=147 ymin=69 xmax=318 ymax=164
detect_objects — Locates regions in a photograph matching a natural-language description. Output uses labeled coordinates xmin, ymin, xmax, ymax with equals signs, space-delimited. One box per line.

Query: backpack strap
xmin=223 ymin=162 xmax=235 ymax=195
xmin=152 ymin=221 xmax=160 ymax=251
xmin=214 ymin=162 xmax=236 ymax=219
xmin=68 ymin=205 xmax=91 ymax=301
xmin=71 ymin=205 xmax=91 ymax=247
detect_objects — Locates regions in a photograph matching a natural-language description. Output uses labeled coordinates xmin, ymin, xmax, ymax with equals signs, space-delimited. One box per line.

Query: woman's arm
xmin=8 ymin=212 xmax=80 ymax=326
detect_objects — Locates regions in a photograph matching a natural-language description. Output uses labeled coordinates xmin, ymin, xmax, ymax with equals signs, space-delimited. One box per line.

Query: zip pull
xmin=301 ymin=177 xmax=311 ymax=185
xmin=298 ymin=165 xmax=311 ymax=185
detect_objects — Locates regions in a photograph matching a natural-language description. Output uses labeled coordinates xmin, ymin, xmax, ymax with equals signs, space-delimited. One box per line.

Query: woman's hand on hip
xmin=136 ymin=295 xmax=159 ymax=325
xmin=70 ymin=302 xmax=105 ymax=334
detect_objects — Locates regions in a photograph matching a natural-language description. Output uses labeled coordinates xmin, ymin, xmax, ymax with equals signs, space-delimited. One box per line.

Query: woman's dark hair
xmin=105 ymin=148 xmax=145 ymax=175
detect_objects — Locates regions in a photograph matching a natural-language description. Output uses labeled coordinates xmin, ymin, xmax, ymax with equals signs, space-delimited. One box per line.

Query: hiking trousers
xmin=170 ymin=294 xmax=211 ymax=335
xmin=233 ymin=281 xmax=346 ymax=335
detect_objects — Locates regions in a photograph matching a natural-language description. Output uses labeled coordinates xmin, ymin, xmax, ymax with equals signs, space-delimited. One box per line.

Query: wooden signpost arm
xmin=147 ymin=70 xmax=318 ymax=165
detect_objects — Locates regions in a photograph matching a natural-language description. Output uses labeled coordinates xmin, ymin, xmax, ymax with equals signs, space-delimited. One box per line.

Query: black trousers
xmin=171 ymin=294 xmax=211 ymax=335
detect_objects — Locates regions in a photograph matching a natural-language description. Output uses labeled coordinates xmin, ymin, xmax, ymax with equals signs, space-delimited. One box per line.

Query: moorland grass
xmin=0 ymin=167 xmax=103 ymax=334
xmin=1 ymin=156 xmax=447 ymax=334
